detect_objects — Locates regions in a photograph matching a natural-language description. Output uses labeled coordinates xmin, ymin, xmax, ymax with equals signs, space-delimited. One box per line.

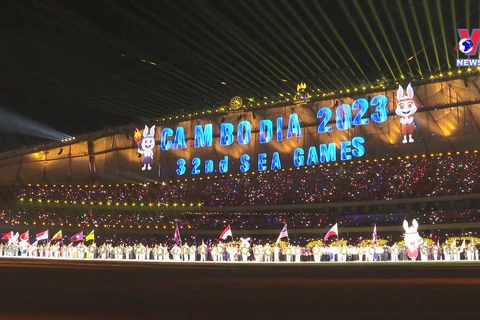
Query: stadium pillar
xmin=87 ymin=140 xmax=97 ymax=182
xmin=15 ymin=154 xmax=24 ymax=182
xmin=112 ymin=136 xmax=120 ymax=174
xmin=43 ymin=151 xmax=48 ymax=182
xmin=67 ymin=144 xmax=72 ymax=182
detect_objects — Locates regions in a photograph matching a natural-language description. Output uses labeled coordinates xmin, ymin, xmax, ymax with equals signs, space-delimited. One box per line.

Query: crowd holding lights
xmin=18 ymin=151 xmax=480 ymax=207
xmin=1 ymin=208 xmax=479 ymax=232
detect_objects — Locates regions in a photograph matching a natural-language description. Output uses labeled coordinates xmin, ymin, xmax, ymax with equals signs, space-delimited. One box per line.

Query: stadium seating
xmin=16 ymin=151 xmax=480 ymax=206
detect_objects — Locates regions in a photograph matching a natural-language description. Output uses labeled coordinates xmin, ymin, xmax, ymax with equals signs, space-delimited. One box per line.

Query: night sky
xmin=0 ymin=0 xmax=477 ymax=151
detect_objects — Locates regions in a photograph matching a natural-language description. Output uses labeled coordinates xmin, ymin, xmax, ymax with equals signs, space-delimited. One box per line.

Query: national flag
xmin=276 ymin=224 xmax=288 ymax=243
xmin=50 ymin=230 xmax=62 ymax=242
xmin=85 ymin=230 xmax=95 ymax=241
xmin=36 ymin=230 xmax=49 ymax=241
xmin=19 ymin=230 xmax=29 ymax=241
xmin=70 ymin=231 xmax=83 ymax=242
xmin=323 ymin=223 xmax=339 ymax=241
xmin=460 ymin=239 xmax=466 ymax=252
xmin=219 ymin=225 xmax=232 ymax=240
xmin=372 ymin=224 xmax=377 ymax=244
xmin=1 ymin=231 xmax=13 ymax=240
xmin=173 ymin=224 xmax=181 ymax=244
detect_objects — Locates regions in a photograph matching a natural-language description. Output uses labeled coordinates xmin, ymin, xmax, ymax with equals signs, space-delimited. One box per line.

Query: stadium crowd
xmin=1 ymin=208 xmax=479 ymax=230
xmin=17 ymin=152 xmax=480 ymax=206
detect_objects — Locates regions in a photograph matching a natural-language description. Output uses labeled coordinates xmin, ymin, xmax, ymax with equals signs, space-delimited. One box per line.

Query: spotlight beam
xmin=0 ymin=107 xmax=69 ymax=141
xmin=239 ymin=2 xmax=308 ymax=80
xmin=396 ymin=0 xmax=423 ymax=75
xmin=312 ymin=2 xmax=370 ymax=85
xmin=380 ymin=0 xmax=414 ymax=77
xmin=423 ymin=1 xmax=441 ymax=71
xmin=436 ymin=0 xmax=451 ymax=69
xmin=338 ymin=1 xmax=383 ymax=75
xmin=367 ymin=0 xmax=403 ymax=78
xmin=408 ymin=0 xmax=431 ymax=72
xmin=197 ymin=1 xmax=293 ymax=82
xmin=266 ymin=1 xmax=349 ymax=89
xmin=160 ymin=2 xmax=278 ymax=92
xmin=284 ymin=1 xmax=354 ymax=88
xmin=39 ymin=1 xmax=238 ymax=107
xmin=466 ymin=0 xmax=471 ymax=30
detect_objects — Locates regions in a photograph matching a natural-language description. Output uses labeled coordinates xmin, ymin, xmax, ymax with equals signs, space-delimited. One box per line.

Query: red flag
xmin=19 ymin=231 xmax=29 ymax=241
xmin=36 ymin=230 xmax=49 ymax=241
xmin=1 ymin=231 xmax=13 ymax=240
xmin=219 ymin=225 xmax=232 ymax=240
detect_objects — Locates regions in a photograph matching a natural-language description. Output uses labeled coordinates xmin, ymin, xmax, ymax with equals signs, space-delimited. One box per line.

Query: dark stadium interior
xmin=0 ymin=0 xmax=478 ymax=151
xmin=1 ymin=1 xmax=480 ymax=319
xmin=2 ymin=260 xmax=480 ymax=320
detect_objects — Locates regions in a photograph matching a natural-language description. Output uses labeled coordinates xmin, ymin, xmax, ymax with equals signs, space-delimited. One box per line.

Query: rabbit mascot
xmin=395 ymin=83 xmax=418 ymax=144
xmin=137 ymin=125 xmax=156 ymax=171
xmin=403 ymin=219 xmax=423 ymax=261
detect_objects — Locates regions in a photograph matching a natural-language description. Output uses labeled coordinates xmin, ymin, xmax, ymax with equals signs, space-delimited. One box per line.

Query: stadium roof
xmin=0 ymin=0 xmax=478 ymax=151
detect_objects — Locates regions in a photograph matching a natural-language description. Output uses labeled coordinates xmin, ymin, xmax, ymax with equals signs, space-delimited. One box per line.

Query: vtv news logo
xmin=456 ymin=29 xmax=480 ymax=67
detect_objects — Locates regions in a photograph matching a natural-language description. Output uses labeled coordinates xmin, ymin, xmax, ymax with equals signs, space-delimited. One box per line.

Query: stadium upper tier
xmin=0 ymin=75 xmax=479 ymax=184
xmin=14 ymin=151 xmax=480 ymax=207
xmin=1 ymin=208 xmax=479 ymax=233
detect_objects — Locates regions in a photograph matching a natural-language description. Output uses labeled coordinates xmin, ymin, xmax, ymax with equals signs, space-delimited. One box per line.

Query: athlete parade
xmin=2 ymin=220 xmax=478 ymax=263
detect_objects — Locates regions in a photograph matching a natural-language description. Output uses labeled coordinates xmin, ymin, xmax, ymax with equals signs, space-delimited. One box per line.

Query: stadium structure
xmin=0 ymin=72 xmax=479 ymax=241
xmin=1 ymin=73 xmax=480 ymax=182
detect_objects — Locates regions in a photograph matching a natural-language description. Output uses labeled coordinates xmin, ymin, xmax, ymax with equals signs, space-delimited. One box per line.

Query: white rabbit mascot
xmin=137 ymin=125 xmax=156 ymax=171
xmin=8 ymin=232 xmax=19 ymax=246
xmin=9 ymin=233 xmax=19 ymax=256
xmin=395 ymin=83 xmax=418 ymax=144
xmin=403 ymin=219 xmax=423 ymax=261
